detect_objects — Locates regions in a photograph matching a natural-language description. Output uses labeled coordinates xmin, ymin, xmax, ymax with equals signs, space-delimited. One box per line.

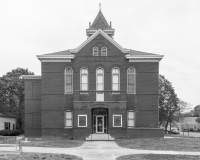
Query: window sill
xmin=65 ymin=127 xmax=72 ymax=129
xmin=112 ymin=92 xmax=120 ymax=94
xmin=80 ymin=92 xmax=89 ymax=94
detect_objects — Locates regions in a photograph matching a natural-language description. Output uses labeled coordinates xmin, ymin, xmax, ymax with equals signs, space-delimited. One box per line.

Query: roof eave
xmin=21 ymin=75 xmax=42 ymax=79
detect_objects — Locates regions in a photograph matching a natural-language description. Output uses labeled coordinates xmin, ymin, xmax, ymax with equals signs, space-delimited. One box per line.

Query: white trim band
xmin=21 ymin=75 xmax=41 ymax=79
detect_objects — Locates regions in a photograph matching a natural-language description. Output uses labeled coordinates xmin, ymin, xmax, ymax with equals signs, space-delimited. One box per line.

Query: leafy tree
xmin=195 ymin=117 xmax=200 ymax=132
xmin=0 ymin=68 xmax=34 ymax=132
xmin=195 ymin=117 xmax=200 ymax=125
xmin=193 ymin=105 xmax=200 ymax=117
xmin=179 ymin=100 xmax=192 ymax=114
xmin=159 ymin=75 xmax=179 ymax=133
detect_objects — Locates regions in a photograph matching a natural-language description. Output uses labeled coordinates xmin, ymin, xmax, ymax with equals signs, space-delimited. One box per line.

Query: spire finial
xmin=99 ymin=3 xmax=101 ymax=11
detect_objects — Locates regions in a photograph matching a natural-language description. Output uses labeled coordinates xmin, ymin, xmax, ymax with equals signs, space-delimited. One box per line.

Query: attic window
xmin=93 ymin=47 xmax=98 ymax=56
xmin=101 ymin=47 xmax=107 ymax=56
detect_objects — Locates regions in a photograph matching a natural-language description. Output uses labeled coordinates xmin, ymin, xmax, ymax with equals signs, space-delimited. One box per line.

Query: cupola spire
xmin=86 ymin=6 xmax=115 ymax=37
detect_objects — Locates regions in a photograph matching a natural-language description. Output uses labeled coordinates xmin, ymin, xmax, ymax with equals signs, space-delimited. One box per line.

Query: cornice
xmin=36 ymin=55 xmax=75 ymax=62
xmin=21 ymin=75 xmax=41 ymax=79
xmin=126 ymin=54 xmax=164 ymax=62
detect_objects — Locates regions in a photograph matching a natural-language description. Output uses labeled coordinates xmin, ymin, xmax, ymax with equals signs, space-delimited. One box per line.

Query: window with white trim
xmin=80 ymin=68 xmax=88 ymax=91
xmin=78 ymin=115 xmax=87 ymax=127
xmin=96 ymin=68 xmax=104 ymax=91
xmin=127 ymin=68 xmax=136 ymax=94
xmin=113 ymin=115 xmax=122 ymax=127
xmin=127 ymin=111 xmax=135 ymax=128
xmin=65 ymin=68 xmax=73 ymax=94
xmin=4 ymin=122 xmax=10 ymax=130
xmin=93 ymin=46 xmax=98 ymax=56
xmin=101 ymin=47 xmax=107 ymax=56
xmin=65 ymin=111 xmax=72 ymax=128
xmin=112 ymin=68 xmax=120 ymax=91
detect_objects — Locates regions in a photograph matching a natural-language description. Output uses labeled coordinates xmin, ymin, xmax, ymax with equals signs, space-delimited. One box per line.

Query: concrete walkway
xmin=0 ymin=141 xmax=200 ymax=160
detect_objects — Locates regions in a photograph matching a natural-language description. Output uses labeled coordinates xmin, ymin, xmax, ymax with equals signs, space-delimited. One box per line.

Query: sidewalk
xmin=0 ymin=141 xmax=200 ymax=160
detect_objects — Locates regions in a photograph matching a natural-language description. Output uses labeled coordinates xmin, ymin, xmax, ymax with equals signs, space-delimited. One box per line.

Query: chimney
xmin=110 ymin=21 xmax=112 ymax=28
xmin=89 ymin=22 xmax=91 ymax=27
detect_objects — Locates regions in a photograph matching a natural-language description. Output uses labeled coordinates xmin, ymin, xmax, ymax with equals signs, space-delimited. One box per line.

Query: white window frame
xmin=93 ymin=46 xmax=98 ymax=56
xmin=113 ymin=115 xmax=122 ymax=127
xmin=65 ymin=111 xmax=73 ymax=128
xmin=96 ymin=68 xmax=104 ymax=91
xmin=127 ymin=111 xmax=135 ymax=128
xmin=65 ymin=68 xmax=73 ymax=94
xmin=127 ymin=68 xmax=136 ymax=94
xmin=101 ymin=47 xmax=107 ymax=56
xmin=78 ymin=115 xmax=87 ymax=127
xmin=80 ymin=68 xmax=88 ymax=91
xmin=112 ymin=68 xmax=120 ymax=91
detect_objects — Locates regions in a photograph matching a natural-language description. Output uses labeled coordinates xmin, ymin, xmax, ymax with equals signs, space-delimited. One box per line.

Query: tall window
xmin=127 ymin=111 xmax=135 ymax=128
xmin=96 ymin=68 xmax=104 ymax=91
xmin=101 ymin=47 xmax=107 ymax=56
xmin=4 ymin=122 xmax=10 ymax=130
xmin=112 ymin=68 xmax=120 ymax=91
xmin=127 ymin=68 xmax=136 ymax=94
xmin=80 ymin=68 xmax=88 ymax=91
xmin=65 ymin=111 xmax=72 ymax=128
xmin=93 ymin=46 xmax=98 ymax=56
xmin=65 ymin=68 xmax=73 ymax=94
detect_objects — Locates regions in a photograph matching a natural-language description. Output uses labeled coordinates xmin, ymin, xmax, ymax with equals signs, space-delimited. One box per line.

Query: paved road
xmin=1 ymin=141 xmax=200 ymax=160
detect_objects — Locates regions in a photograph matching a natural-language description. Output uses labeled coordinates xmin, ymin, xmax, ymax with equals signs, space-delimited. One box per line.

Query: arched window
xmin=112 ymin=68 xmax=120 ymax=91
xmin=80 ymin=68 xmax=88 ymax=91
xmin=93 ymin=46 xmax=98 ymax=56
xmin=101 ymin=47 xmax=107 ymax=56
xmin=96 ymin=68 xmax=104 ymax=91
xmin=65 ymin=68 xmax=73 ymax=94
xmin=127 ymin=68 xmax=136 ymax=94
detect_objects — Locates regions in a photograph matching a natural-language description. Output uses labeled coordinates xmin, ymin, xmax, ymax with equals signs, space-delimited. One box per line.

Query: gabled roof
xmin=36 ymin=50 xmax=74 ymax=62
xmin=43 ymin=50 xmax=71 ymax=55
xmin=129 ymin=50 xmax=158 ymax=56
xmin=70 ymin=29 xmax=130 ymax=54
xmin=0 ymin=112 xmax=15 ymax=118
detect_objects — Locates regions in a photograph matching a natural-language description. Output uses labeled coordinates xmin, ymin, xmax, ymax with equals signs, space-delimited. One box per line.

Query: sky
xmin=0 ymin=0 xmax=200 ymax=109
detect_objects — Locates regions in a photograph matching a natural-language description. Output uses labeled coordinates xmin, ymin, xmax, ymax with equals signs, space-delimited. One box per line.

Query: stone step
xmin=86 ymin=134 xmax=114 ymax=141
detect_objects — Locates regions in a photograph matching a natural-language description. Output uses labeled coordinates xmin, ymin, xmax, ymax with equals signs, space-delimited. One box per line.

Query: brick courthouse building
xmin=22 ymin=9 xmax=164 ymax=140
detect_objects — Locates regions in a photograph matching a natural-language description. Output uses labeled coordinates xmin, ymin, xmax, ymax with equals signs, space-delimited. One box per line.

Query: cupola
xmin=86 ymin=5 xmax=115 ymax=37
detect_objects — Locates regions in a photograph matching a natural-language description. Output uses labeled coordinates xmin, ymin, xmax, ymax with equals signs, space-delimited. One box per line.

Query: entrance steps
xmin=86 ymin=134 xmax=114 ymax=141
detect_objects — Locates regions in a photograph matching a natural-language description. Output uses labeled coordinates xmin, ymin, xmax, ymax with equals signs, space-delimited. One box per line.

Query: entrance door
xmin=96 ymin=116 xmax=104 ymax=133
xmin=96 ymin=68 xmax=104 ymax=101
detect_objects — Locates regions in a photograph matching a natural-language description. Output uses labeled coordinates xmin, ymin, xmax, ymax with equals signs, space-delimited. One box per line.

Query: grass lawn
xmin=117 ymin=154 xmax=200 ymax=160
xmin=116 ymin=137 xmax=200 ymax=151
xmin=21 ymin=137 xmax=84 ymax=148
xmin=0 ymin=153 xmax=82 ymax=160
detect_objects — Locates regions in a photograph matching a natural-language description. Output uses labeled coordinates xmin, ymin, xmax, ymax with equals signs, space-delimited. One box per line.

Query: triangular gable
xmin=69 ymin=29 xmax=130 ymax=54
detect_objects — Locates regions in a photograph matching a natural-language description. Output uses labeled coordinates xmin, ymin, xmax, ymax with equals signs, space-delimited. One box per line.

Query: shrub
xmin=0 ymin=130 xmax=20 ymax=136
xmin=189 ymin=128 xmax=193 ymax=132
